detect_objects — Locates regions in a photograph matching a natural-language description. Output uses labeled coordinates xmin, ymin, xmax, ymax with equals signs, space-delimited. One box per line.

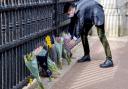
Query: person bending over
xmin=63 ymin=0 xmax=114 ymax=68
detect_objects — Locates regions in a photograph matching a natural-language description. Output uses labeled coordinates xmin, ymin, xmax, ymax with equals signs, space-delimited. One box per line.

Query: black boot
xmin=100 ymin=57 xmax=114 ymax=68
xmin=77 ymin=55 xmax=91 ymax=63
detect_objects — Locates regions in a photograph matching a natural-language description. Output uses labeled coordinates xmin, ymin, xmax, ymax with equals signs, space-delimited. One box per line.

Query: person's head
xmin=63 ymin=2 xmax=76 ymax=17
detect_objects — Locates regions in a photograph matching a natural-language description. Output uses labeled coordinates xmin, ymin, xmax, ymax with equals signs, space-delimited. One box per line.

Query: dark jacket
xmin=69 ymin=0 xmax=104 ymax=38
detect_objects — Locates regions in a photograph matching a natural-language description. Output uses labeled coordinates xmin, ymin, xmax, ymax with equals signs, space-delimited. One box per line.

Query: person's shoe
xmin=77 ymin=55 xmax=91 ymax=63
xmin=100 ymin=57 xmax=114 ymax=68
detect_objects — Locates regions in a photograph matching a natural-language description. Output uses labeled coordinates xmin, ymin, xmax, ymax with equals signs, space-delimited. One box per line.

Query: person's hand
xmin=73 ymin=36 xmax=77 ymax=41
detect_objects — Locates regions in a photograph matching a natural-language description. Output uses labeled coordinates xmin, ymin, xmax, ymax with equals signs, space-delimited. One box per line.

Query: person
xmin=63 ymin=0 xmax=114 ymax=68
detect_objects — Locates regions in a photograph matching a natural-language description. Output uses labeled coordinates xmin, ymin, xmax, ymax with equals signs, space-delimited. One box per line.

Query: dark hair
xmin=63 ymin=2 xmax=76 ymax=14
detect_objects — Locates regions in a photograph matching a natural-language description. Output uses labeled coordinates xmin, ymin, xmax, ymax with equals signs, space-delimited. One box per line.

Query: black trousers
xmin=80 ymin=24 xmax=112 ymax=58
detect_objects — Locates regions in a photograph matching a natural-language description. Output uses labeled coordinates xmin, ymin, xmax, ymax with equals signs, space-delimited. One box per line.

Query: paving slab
xmin=52 ymin=36 xmax=128 ymax=89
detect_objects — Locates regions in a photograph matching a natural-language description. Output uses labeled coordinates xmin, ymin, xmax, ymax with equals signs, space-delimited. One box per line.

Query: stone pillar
xmin=125 ymin=3 xmax=128 ymax=35
xmin=116 ymin=0 xmax=128 ymax=36
xmin=101 ymin=0 xmax=120 ymax=37
xmin=92 ymin=0 xmax=128 ymax=37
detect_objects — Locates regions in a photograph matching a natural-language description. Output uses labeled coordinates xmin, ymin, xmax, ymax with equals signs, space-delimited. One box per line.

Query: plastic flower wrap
xmin=62 ymin=32 xmax=71 ymax=43
xmin=62 ymin=32 xmax=73 ymax=55
xmin=62 ymin=47 xmax=72 ymax=65
xmin=49 ymin=44 xmax=58 ymax=64
xmin=54 ymin=37 xmax=64 ymax=69
xmin=47 ymin=56 xmax=59 ymax=75
xmin=24 ymin=53 xmax=44 ymax=89
xmin=38 ymin=47 xmax=59 ymax=77
xmin=61 ymin=33 xmax=72 ymax=65
xmin=33 ymin=46 xmax=43 ymax=56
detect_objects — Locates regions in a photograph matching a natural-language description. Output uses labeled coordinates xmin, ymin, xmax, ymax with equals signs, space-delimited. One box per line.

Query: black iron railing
xmin=0 ymin=0 xmax=78 ymax=89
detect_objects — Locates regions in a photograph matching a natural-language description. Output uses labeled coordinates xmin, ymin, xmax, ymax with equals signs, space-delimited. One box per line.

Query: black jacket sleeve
xmin=68 ymin=14 xmax=81 ymax=39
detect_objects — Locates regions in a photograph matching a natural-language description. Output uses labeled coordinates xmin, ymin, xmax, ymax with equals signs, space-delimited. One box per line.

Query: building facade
xmin=92 ymin=0 xmax=128 ymax=37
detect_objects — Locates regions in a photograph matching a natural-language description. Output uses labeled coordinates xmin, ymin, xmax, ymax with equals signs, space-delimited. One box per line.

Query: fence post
xmin=54 ymin=0 xmax=59 ymax=36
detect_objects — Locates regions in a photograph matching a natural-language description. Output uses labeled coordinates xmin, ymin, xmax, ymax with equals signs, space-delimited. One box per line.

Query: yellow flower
xmin=45 ymin=35 xmax=53 ymax=48
xmin=28 ymin=78 xmax=33 ymax=85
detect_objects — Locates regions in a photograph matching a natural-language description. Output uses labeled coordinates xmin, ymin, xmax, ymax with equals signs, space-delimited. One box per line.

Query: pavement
xmin=51 ymin=36 xmax=128 ymax=89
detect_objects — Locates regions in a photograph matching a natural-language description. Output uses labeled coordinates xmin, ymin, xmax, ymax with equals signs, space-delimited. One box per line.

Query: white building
xmin=92 ymin=0 xmax=128 ymax=37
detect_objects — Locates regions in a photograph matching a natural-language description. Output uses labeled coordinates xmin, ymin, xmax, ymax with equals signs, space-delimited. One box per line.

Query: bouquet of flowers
xmin=62 ymin=32 xmax=73 ymax=55
xmin=45 ymin=35 xmax=60 ymax=76
xmin=38 ymin=47 xmax=59 ymax=77
xmin=24 ymin=53 xmax=44 ymax=89
xmin=54 ymin=37 xmax=64 ymax=69
xmin=62 ymin=32 xmax=73 ymax=64
xmin=62 ymin=47 xmax=72 ymax=65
